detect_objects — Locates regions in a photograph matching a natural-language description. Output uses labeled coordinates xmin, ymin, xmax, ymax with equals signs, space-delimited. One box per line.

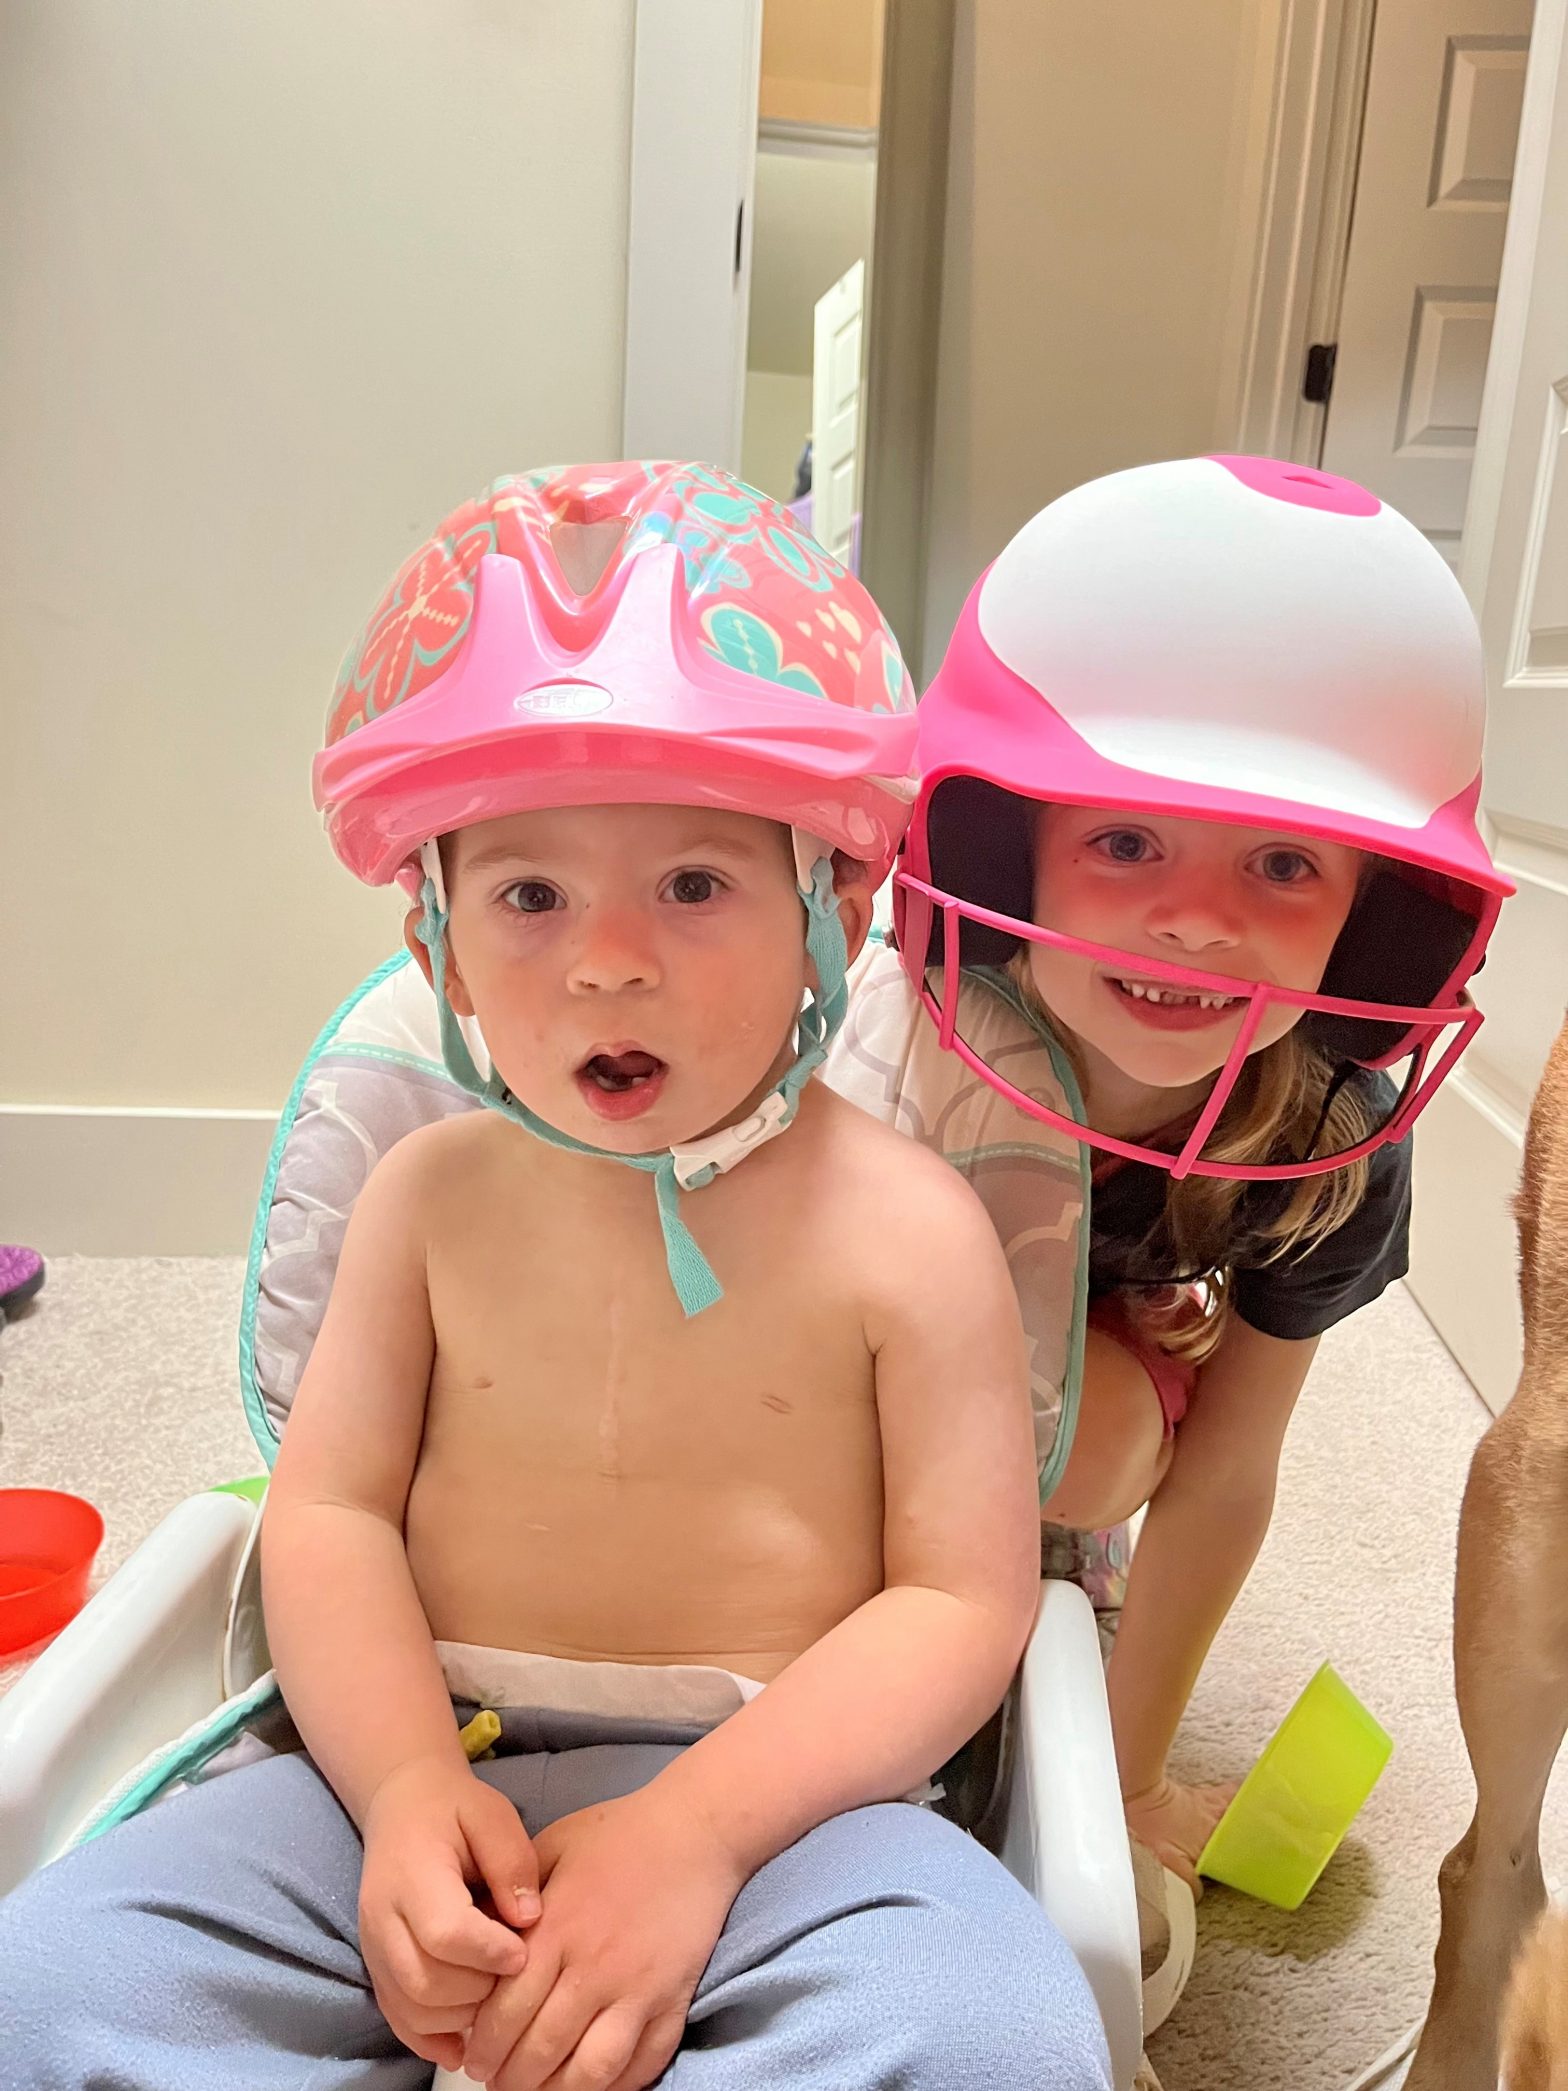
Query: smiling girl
xmin=884 ymin=455 xmax=1510 ymax=1897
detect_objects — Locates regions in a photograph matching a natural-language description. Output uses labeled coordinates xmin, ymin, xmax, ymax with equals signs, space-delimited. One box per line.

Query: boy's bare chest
xmin=403 ymin=1172 xmax=885 ymax=1672
xmin=420 ymin=1221 xmax=874 ymax=1473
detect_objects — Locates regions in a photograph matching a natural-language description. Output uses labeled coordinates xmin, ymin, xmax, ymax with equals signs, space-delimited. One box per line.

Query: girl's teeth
xmin=1117 ymin=980 xmax=1237 ymax=1011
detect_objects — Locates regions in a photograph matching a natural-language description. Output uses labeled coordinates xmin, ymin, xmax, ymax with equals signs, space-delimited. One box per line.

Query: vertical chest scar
xmin=597 ymin=1293 xmax=629 ymax=1479
xmin=597 ymin=1389 xmax=623 ymax=1477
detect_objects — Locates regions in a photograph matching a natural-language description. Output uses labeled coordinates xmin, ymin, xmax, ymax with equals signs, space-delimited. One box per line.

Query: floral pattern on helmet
xmin=326 ymin=462 xmax=913 ymax=747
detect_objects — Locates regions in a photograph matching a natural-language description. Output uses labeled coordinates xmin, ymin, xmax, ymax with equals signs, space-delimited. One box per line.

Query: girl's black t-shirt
xmin=1086 ymin=1073 xmax=1413 ymax=1342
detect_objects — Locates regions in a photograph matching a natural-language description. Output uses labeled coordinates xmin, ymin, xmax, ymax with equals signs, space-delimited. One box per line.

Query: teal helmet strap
xmin=786 ymin=853 xmax=850 ymax=1096
xmin=413 ymin=848 xmax=849 ymax=1318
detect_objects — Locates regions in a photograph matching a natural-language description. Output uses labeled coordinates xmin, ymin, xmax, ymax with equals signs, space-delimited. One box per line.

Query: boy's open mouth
xmin=575 ymin=1047 xmax=669 ymax=1122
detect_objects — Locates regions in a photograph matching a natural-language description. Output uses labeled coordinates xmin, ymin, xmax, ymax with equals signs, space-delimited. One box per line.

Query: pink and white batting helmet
xmin=315 ymin=462 xmax=917 ymax=890
xmin=895 ymin=455 xmax=1511 ymax=1180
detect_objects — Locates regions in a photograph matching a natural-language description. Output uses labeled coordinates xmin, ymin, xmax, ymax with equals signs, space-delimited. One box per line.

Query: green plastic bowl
xmin=1197 ymin=1662 xmax=1392 ymax=1910
xmin=210 ymin=1475 xmax=268 ymax=1505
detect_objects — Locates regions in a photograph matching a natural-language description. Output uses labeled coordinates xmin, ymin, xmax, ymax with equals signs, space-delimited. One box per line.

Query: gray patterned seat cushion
xmin=243 ymin=954 xmax=484 ymax=1452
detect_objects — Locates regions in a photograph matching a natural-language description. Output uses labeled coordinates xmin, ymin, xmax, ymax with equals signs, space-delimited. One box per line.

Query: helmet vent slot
xmin=550 ymin=517 xmax=629 ymax=597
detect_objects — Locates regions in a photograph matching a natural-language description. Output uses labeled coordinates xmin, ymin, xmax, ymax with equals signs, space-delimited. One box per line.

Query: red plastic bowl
xmin=0 ymin=1489 xmax=105 ymax=1655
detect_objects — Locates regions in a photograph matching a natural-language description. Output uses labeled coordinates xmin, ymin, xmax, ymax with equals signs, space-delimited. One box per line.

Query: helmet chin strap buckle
xmin=669 ymin=1089 xmax=791 ymax=1190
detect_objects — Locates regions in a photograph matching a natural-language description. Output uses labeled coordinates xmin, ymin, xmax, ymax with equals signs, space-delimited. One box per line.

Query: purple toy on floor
xmin=0 ymin=1247 xmax=45 ymax=1325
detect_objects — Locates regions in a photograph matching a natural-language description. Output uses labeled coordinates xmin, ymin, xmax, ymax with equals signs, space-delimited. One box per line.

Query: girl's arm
xmin=1107 ymin=1318 xmax=1319 ymax=1814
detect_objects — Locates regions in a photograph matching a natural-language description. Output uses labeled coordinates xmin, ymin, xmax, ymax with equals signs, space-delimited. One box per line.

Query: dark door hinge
xmin=1303 ymin=342 xmax=1338 ymax=405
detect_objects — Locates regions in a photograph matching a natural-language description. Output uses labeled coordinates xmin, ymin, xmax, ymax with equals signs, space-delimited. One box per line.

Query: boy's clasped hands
xmin=360 ymin=1754 xmax=742 ymax=2090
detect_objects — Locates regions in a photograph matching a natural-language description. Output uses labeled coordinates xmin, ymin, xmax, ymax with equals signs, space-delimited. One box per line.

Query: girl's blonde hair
xmin=1012 ymin=957 xmax=1375 ymax=1364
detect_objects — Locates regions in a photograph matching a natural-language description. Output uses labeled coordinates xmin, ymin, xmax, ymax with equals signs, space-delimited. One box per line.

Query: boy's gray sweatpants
xmin=0 ymin=1710 xmax=1113 ymax=2090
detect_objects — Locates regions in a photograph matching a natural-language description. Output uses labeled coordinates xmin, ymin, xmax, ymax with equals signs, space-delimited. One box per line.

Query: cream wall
xmin=742 ymin=146 xmax=877 ymax=501
xmin=741 ymin=371 xmax=815 ymax=504
xmin=748 ymin=149 xmax=879 ymax=378
xmin=1 ymin=5 xmax=633 ymax=1167
xmin=921 ymin=0 xmax=1273 ymax=669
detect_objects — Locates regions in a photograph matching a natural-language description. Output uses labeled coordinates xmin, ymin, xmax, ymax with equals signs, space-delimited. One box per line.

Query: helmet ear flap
xmin=1309 ymin=867 xmax=1481 ymax=1063
xmin=924 ymin=777 xmax=1036 ymax=969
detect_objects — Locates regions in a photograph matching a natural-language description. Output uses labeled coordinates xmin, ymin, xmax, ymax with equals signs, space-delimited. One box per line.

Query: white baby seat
xmin=0 ymin=950 xmax=1143 ymax=2088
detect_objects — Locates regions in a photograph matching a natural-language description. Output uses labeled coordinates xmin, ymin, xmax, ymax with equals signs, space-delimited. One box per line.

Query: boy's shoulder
xmin=802 ymin=1083 xmax=1009 ymax=1259
xmin=794 ymin=1088 xmax=1020 ymax=1349
xmin=807 ymin=1077 xmax=936 ymax=1165
xmin=356 ymin=1109 xmax=516 ymax=1211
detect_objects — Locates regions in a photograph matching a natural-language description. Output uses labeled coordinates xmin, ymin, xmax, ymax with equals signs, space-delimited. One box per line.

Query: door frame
xmin=1457 ymin=0 xmax=1563 ymax=604
xmin=859 ymin=0 xmax=955 ymax=683
xmin=1217 ymin=0 xmax=1379 ymax=465
xmin=622 ymin=0 xmax=954 ymax=684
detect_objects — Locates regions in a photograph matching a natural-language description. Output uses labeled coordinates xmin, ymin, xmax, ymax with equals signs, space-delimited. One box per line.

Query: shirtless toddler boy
xmin=0 ymin=466 xmax=1111 ymax=2091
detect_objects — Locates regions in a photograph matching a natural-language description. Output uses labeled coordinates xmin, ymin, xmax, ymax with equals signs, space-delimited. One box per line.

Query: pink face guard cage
xmin=896 ymin=864 xmax=1493 ymax=1182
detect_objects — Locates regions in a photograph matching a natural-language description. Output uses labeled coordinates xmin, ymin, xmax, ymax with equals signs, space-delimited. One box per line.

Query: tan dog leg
xmin=1409 ymin=1017 xmax=1568 ymax=2091
xmin=1407 ymin=1400 xmax=1568 ymax=2087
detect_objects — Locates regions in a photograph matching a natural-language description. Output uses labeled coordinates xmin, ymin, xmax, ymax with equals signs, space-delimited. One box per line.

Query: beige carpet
xmin=3 ymin=1259 xmax=1566 ymax=2089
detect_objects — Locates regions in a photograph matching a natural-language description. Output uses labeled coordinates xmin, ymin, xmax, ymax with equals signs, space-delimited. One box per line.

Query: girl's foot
xmin=0 ymin=1246 xmax=45 ymax=1325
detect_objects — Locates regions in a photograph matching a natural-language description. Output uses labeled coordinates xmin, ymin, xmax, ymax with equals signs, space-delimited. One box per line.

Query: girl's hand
xmin=1123 ymin=1774 xmax=1241 ymax=1895
xmin=358 ymin=1757 xmax=540 ymax=2070
xmin=460 ymin=1788 xmax=747 ymax=2090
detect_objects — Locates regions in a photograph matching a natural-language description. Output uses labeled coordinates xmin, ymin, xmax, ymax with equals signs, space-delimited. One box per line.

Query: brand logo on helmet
xmin=514 ymin=682 xmax=614 ymax=719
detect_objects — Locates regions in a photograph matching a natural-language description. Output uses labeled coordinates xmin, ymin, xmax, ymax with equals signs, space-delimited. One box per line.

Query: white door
xmin=1406 ymin=0 xmax=1568 ymax=1411
xmin=621 ymin=0 xmax=763 ymax=470
xmin=1321 ymin=0 xmax=1533 ymax=561
xmin=811 ymin=257 xmax=865 ymax=565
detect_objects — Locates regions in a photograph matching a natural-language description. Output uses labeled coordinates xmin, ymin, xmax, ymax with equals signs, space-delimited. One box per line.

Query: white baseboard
xmin=0 ymin=1105 xmax=279 ymax=1257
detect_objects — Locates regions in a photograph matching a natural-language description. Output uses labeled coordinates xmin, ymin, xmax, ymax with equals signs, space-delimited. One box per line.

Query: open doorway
xmin=740 ymin=0 xmax=884 ymax=569
xmin=736 ymin=0 xmax=953 ymax=678
xmin=622 ymin=0 xmax=951 ymax=677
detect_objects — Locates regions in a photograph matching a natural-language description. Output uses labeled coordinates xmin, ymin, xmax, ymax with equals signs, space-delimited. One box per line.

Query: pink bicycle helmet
xmin=316 ymin=460 xmax=916 ymax=889
xmin=896 ymin=454 xmax=1511 ymax=1180
xmin=314 ymin=462 xmax=917 ymax=1316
